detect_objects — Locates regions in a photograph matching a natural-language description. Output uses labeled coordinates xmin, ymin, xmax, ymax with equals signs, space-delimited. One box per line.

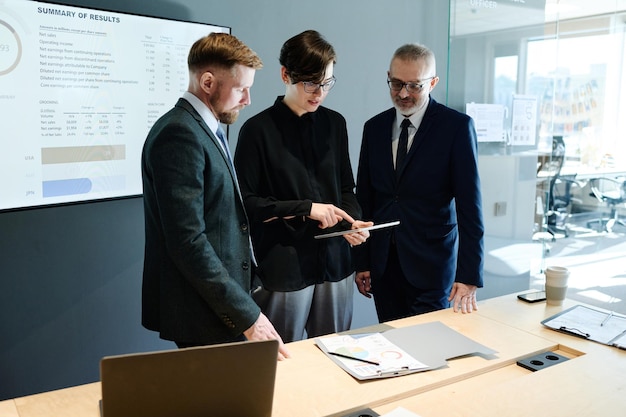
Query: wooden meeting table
xmin=2 ymin=294 xmax=624 ymax=416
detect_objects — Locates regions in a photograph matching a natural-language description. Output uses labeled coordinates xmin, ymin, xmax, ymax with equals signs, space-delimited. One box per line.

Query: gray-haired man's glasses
xmin=387 ymin=77 xmax=434 ymax=94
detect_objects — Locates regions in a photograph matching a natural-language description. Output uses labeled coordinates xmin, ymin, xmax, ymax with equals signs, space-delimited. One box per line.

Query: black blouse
xmin=234 ymin=97 xmax=361 ymax=291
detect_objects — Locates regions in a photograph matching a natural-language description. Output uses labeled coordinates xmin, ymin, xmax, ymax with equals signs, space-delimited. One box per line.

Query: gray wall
xmin=0 ymin=0 xmax=450 ymax=400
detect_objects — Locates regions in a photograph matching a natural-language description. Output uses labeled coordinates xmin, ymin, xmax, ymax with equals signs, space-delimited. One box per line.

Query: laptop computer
xmin=100 ymin=339 xmax=278 ymax=417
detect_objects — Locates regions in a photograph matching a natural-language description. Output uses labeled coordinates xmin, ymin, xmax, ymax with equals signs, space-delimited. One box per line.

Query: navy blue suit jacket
xmin=141 ymin=98 xmax=260 ymax=345
xmin=355 ymin=97 xmax=484 ymax=293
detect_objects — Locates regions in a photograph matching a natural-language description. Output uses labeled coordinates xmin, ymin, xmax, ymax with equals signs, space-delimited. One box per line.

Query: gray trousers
xmin=253 ymin=276 xmax=354 ymax=343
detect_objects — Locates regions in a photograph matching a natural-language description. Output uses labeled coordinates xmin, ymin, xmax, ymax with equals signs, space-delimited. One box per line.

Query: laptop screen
xmin=100 ymin=339 xmax=278 ymax=417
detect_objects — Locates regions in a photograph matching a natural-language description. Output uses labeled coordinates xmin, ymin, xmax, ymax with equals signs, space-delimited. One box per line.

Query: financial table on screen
xmin=0 ymin=0 xmax=227 ymax=210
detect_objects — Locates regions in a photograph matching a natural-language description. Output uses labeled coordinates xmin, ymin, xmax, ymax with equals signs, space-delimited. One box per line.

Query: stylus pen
xmin=601 ymin=311 xmax=614 ymax=327
xmin=328 ymin=352 xmax=380 ymax=366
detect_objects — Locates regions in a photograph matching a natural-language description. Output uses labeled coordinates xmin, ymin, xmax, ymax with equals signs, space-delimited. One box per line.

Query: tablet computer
xmin=314 ymin=220 xmax=400 ymax=239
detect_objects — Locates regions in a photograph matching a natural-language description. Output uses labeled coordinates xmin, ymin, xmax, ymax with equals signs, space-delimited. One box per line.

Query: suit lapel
xmin=176 ymin=99 xmax=245 ymax=203
xmin=374 ymin=109 xmax=396 ymax=185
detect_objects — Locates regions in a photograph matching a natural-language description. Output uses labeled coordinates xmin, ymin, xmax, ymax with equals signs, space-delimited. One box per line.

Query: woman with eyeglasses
xmin=234 ymin=30 xmax=372 ymax=342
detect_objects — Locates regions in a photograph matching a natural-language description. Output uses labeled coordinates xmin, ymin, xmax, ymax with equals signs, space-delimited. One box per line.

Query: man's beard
xmin=218 ymin=110 xmax=239 ymax=125
xmin=393 ymin=96 xmax=418 ymax=115
xmin=210 ymin=87 xmax=240 ymax=125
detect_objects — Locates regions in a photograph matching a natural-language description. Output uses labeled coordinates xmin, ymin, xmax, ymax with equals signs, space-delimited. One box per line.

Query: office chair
xmin=537 ymin=136 xmax=579 ymax=239
xmin=586 ymin=177 xmax=626 ymax=233
xmin=546 ymin=173 xmax=581 ymax=238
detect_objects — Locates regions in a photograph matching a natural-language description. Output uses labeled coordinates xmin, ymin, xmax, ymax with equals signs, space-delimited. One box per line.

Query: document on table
xmin=316 ymin=332 xmax=428 ymax=379
xmin=315 ymin=321 xmax=497 ymax=380
xmin=611 ymin=331 xmax=626 ymax=349
xmin=541 ymin=304 xmax=626 ymax=347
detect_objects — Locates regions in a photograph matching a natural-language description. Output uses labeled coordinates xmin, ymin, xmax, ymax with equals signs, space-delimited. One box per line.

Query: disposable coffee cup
xmin=545 ymin=266 xmax=569 ymax=306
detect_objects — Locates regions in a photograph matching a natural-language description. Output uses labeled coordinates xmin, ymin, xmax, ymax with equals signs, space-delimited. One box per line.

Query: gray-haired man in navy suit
xmin=141 ymin=32 xmax=290 ymax=360
xmin=354 ymin=43 xmax=484 ymax=322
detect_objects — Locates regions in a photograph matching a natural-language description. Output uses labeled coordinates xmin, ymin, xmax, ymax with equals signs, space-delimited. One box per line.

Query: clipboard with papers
xmin=315 ymin=321 xmax=497 ymax=380
xmin=314 ymin=220 xmax=400 ymax=239
xmin=541 ymin=304 xmax=626 ymax=349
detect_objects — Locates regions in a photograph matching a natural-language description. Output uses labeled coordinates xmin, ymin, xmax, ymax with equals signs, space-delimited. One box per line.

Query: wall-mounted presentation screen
xmin=0 ymin=0 xmax=229 ymax=211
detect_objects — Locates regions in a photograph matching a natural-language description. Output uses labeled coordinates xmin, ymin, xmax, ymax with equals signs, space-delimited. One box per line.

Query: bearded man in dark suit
xmin=141 ymin=33 xmax=289 ymax=359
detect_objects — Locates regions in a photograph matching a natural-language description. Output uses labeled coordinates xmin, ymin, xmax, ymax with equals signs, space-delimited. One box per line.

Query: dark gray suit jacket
xmin=141 ymin=98 xmax=260 ymax=345
xmin=355 ymin=97 xmax=484 ymax=294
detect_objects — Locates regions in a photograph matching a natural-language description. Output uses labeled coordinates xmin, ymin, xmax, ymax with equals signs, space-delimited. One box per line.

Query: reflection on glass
xmin=448 ymin=0 xmax=626 ymax=303
xmin=494 ymin=55 xmax=518 ymax=110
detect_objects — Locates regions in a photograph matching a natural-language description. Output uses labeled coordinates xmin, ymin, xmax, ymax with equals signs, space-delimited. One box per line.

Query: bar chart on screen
xmin=0 ymin=0 xmax=229 ymax=211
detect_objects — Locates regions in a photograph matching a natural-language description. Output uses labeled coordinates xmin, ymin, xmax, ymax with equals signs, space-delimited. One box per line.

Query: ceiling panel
xmin=451 ymin=0 xmax=626 ymax=37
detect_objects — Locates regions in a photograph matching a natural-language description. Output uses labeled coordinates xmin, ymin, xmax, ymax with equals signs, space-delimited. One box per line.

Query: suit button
xmin=242 ymin=261 xmax=249 ymax=270
xmin=241 ymin=223 xmax=248 ymax=232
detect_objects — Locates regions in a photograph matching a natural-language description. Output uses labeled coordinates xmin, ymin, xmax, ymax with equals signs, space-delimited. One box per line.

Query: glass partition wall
xmin=448 ymin=0 xmax=626 ymax=305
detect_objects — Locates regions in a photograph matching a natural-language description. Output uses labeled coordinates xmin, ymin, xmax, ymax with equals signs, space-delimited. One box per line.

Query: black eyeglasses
xmin=301 ymin=76 xmax=336 ymax=93
xmin=387 ymin=77 xmax=435 ymax=94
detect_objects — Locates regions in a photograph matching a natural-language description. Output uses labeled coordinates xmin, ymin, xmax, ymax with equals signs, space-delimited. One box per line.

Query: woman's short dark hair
xmin=279 ymin=30 xmax=336 ymax=84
